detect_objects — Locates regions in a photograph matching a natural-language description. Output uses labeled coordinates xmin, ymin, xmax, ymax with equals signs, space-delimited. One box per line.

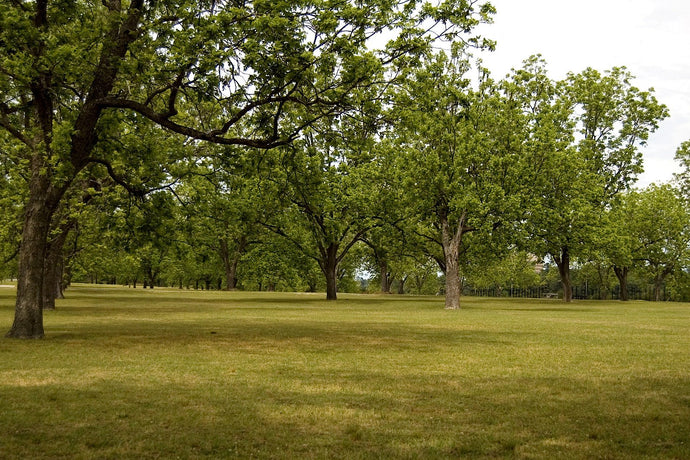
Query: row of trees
xmin=4 ymin=166 xmax=688 ymax=303
xmin=1 ymin=1 xmax=688 ymax=339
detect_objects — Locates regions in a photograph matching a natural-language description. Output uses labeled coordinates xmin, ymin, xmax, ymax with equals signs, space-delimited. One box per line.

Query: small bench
xmin=543 ymin=292 xmax=558 ymax=299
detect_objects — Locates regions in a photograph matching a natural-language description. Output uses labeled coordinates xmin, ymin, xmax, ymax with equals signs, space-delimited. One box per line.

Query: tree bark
xmin=321 ymin=243 xmax=339 ymax=301
xmin=553 ymin=246 xmax=573 ymax=302
xmin=441 ymin=211 xmax=465 ymax=310
xmin=379 ymin=259 xmax=392 ymax=293
xmin=6 ymin=180 xmax=54 ymax=338
xmin=654 ymin=274 xmax=663 ymax=301
xmin=613 ymin=266 xmax=629 ymax=301
xmin=42 ymin=222 xmax=73 ymax=310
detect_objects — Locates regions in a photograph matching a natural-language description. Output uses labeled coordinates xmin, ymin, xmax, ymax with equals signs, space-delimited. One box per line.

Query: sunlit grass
xmin=1 ymin=285 xmax=688 ymax=458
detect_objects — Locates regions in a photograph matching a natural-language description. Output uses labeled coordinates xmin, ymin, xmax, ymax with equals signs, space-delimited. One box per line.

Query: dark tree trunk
xmin=6 ymin=1 xmax=145 ymax=338
xmin=43 ymin=223 xmax=72 ymax=310
xmin=56 ymin=257 xmax=66 ymax=299
xmin=363 ymin=239 xmax=391 ymax=294
xmin=553 ymin=247 xmax=573 ymax=302
xmin=654 ymin=278 xmax=662 ymax=302
xmin=6 ymin=182 xmax=54 ymax=338
xmin=596 ymin=265 xmax=610 ymax=300
xmin=613 ymin=266 xmax=629 ymax=301
xmin=321 ymin=243 xmax=339 ymax=301
xmin=220 ymin=237 xmax=246 ymax=291
xmin=306 ymin=280 xmax=317 ymax=293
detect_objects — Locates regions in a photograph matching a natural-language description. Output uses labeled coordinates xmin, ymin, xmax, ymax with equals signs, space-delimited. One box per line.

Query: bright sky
xmin=474 ymin=0 xmax=690 ymax=188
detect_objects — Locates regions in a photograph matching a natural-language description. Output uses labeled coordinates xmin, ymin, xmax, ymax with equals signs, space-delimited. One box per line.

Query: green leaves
xmin=564 ymin=67 xmax=668 ymax=196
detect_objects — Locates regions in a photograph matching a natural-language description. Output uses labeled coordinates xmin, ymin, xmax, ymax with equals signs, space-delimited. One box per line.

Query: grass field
xmin=0 ymin=285 xmax=688 ymax=459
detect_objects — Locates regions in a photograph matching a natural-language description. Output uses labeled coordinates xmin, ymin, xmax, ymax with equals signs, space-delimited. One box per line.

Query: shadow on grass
xmin=2 ymin=372 xmax=688 ymax=459
xmin=45 ymin=317 xmax=524 ymax=351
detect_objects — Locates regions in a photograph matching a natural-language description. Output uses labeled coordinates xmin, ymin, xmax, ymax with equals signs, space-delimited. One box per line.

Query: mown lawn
xmin=0 ymin=285 xmax=688 ymax=459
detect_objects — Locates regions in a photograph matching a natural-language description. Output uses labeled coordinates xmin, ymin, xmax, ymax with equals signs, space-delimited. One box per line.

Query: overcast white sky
xmin=473 ymin=0 xmax=690 ymax=188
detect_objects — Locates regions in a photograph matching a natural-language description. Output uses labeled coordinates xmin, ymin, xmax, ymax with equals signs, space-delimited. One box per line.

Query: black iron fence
xmin=465 ymin=284 xmax=674 ymax=301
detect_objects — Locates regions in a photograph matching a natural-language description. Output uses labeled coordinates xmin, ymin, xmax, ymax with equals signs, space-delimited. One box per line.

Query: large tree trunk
xmin=553 ymin=247 xmax=573 ymax=302
xmin=379 ymin=259 xmax=392 ymax=293
xmin=6 ymin=182 xmax=54 ymax=338
xmin=441 ymin=211 xmax=465 ymax=310
xmin=321 ymin=244 xmax=339 ymax=301
xmin=613 ymin=266 xmax=629 ymax=301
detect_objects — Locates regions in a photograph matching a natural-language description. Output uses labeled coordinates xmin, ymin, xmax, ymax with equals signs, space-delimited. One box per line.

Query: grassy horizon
xmin=1 ymin=285 xmax=689 ymax=459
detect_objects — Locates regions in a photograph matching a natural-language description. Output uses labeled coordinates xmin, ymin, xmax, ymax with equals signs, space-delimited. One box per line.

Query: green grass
xmin=1 ymin=285 xmax=689 ymax=459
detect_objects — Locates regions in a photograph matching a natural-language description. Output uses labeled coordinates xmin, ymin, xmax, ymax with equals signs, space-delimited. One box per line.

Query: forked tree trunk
xmin=441 ymin=211 xmax=466 ymax=310
xmin=613 ymin=266 xmax=629 ymax=301
xmin=553 ymin=247 xmax=573 ymax=303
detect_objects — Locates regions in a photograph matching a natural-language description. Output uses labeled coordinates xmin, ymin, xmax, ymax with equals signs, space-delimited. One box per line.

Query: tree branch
xmin=2 ymin=245 xmax=20 ymax=265
xmin=0 ymin=105 xmax=34 ymax=147
xmin=84 ymin=157 xmax=146 ymax=197
xmin=95 ymin=97 xmax=292 ymax=149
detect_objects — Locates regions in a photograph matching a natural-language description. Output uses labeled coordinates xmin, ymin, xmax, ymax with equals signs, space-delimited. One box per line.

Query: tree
xmin=627 ymin=185 xmax=690 ymax=301
xmin=175 ymin=153 xmax=274 ymax=291
xmin=392 ymin=50 xmax=538 ymax=309
xmin=675 ymin=140 xmax=690 ymax=200
xmin=361 ymin=226 xmax=409 ymax=294
xmin=1 ymin=0 xmax=493 ymax=337
xmin=524 ymin=64 xmax=668 ymax=302
xmin=266 ymin=102 xmax=385 ymax=300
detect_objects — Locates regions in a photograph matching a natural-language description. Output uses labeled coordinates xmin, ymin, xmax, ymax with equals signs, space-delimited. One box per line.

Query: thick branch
xmin=3 ymin=245 xmax=20 ymax=265
xmin=96 ymin=97 xmax=292 ymax=149
xmin=71 ymin=0 xmax=145 ymax=168
xmin=208 ymin=95 xmax=304 ymax=137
